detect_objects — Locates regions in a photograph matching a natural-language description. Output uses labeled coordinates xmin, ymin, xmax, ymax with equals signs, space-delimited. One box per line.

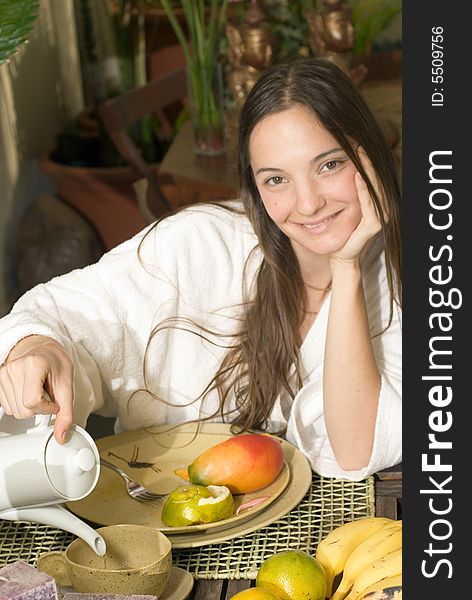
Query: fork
xmin=100 ymin=458 xmax=167 ymax=502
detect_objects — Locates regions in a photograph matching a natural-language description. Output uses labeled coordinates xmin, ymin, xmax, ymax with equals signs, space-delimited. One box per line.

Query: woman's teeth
xmin=302 ymin=213 xmax=337 ymax=229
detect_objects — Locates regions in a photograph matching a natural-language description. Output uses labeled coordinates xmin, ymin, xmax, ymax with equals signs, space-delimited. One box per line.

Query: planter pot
xmin=17 ymin=194 xmax=105 ymax=295
xmin=75 ymin=105 xmax=101 ymax=136
xmin=39 ymin=154 xmax=151 ymax=251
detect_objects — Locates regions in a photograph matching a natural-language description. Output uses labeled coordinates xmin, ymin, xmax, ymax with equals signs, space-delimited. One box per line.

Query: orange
xmin=256 ymin=550 xmax=327 ymax=600
xmin=229 ymin=589 xmax=281 ymax=600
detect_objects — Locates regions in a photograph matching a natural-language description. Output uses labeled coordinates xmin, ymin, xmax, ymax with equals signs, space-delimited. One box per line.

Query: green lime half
xmin=161 ymin=484 xmax=234 ymax=527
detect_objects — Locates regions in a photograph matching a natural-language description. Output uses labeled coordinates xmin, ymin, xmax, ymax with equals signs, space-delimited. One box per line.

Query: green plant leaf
xmin=0 ymin=0 xmax=40 ymax=64
xmin=151 ymin=0 xmax=227 ymax=144
xmin=348 ymin=0 xmax=402 ymax=56
xmin=158 ymin=0 xmax=192 ymax=64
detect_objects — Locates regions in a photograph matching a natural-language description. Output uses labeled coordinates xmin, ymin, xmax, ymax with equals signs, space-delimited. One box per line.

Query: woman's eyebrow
xmin=311 ymin=147 xmax=343 ymax=162
xmin=255 ymin=166 xmax=284 ymax=175
xmin=254 ymin=147 xmax=344 ymax=176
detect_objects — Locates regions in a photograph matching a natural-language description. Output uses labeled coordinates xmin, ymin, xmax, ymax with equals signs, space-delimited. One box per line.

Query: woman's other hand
xmin=0 ymin=335 xmax=74 ymax=443
xmin=329 ymin=148 xmax=384 ymax=266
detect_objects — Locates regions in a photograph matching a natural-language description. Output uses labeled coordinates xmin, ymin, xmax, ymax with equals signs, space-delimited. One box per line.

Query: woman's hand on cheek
xmin=329 ymin=151 xmax=383 ymax=267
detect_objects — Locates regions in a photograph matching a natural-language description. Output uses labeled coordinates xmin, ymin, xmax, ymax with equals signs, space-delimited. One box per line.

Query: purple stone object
xmin=0 ymin=560 xmax=59 ymax=599
xmin=60 ymin=592 xmax=158 ymax=600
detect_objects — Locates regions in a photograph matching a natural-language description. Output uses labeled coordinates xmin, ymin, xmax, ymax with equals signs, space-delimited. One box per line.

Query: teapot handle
xmin=31 ymin=413 xmax=53 ymax=430
xmin=0 ymin=397 xmax=53 ymax=432
xmin=31 ymin=391 xmax=55 ymax=430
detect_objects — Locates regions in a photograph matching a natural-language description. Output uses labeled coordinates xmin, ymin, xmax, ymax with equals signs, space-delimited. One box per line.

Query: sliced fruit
xmin=161 ymin=484 xmax=234 ymax=527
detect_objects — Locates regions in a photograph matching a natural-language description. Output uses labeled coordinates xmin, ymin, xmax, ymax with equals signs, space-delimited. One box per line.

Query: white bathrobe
xmin=0 ymin=203 xmax=402 ymax=480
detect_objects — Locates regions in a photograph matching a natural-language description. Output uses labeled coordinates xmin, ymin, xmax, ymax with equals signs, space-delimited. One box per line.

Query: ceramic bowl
xmin=37 ymin=524 xmax=171 ymax=596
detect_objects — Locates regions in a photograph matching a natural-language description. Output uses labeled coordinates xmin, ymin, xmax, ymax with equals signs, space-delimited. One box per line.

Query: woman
xmin=0 ymin=58 xmax=401 ymax=480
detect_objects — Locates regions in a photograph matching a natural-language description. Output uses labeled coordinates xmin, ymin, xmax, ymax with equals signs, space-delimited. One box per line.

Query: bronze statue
xmin=226 ymin=1 xmax=274 ymax=107
xmin=306 ymin=0 xmax=367 ymax=86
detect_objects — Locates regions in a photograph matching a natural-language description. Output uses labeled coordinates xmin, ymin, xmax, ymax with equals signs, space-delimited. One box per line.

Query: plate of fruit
xmin=66 ymin=423 xmax=306 ymax=541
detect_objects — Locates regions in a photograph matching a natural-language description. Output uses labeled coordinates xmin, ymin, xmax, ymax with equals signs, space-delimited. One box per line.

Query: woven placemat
xmin=0 ymin=519 xmax=75 ymax=567
xmin=0 ymin=474 xmax=374 ymax=581
xmin=173 ymin=473 xmax=375 ymax=579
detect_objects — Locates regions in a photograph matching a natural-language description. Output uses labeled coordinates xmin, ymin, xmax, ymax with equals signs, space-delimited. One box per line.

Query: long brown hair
xmin=139 ymin=57 xmax=402 ymax=434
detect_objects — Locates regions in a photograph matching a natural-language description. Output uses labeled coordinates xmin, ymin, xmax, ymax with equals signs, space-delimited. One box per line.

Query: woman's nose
xmin=294 ymin=182 xmax=326 ymax=216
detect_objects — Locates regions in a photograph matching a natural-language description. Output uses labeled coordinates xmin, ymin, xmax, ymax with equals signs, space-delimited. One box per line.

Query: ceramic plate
xmin=166 ymin=435 xmax=312 ymax=548
xmin=67 ymin=423 xmax=291 ymax=536
xmin=53 ymin=566 xmax=194 ymax=600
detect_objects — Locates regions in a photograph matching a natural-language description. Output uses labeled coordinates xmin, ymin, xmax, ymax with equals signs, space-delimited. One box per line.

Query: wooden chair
xmin=98 ymin=68 xmax=188 ymax=223
xmin=148 ymin=44 xmax=186 ymax=81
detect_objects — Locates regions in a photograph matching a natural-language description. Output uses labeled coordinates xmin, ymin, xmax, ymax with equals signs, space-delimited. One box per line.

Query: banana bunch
xmin=315 ymin=517 xmax=402 ymax=600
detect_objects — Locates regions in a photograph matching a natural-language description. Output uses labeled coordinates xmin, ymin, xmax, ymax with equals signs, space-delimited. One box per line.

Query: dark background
xmin=403 ymin=2 xmax=467 ymax=596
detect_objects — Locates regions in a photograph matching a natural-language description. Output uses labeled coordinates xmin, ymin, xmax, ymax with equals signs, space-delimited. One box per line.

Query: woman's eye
xmin=266 ymin=175 xmax=286 ymax=186
xmin=323 ymin=160 xmax=340 ymax=172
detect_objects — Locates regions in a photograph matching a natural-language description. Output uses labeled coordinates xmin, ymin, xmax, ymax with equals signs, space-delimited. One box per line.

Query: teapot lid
xmin=44 ymin=425 xmax=100 ymax=501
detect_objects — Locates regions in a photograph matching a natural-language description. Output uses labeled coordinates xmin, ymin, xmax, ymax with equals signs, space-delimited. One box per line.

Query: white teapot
xmin=0 ymin=408 xmax=106 ymax=555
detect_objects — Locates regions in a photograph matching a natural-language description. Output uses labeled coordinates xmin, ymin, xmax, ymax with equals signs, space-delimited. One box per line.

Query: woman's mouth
xmin=296 ymin=210 xmax=342 ymax=233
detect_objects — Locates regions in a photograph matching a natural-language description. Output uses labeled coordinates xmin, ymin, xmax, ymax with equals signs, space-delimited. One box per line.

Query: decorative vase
xmin=186 ymin=62 xmax=226 ymax=157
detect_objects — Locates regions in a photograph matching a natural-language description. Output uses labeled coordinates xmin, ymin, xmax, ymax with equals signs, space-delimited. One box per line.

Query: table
xmin=374 ymin=463 xmax=402 ymax=521
xmin=159 ymin=120 xmax=239 ymax=203
xmin=0 ymin=463 xmax=401 ymax=600
xmin=187 ymin=464 xmax=402 ymax=600
xmin=159 ymin=79 xmax=402 ymax=202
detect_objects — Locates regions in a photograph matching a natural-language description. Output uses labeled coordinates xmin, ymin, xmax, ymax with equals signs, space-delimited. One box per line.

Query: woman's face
xmin=249 ymin=105 xmax=362 ymax=267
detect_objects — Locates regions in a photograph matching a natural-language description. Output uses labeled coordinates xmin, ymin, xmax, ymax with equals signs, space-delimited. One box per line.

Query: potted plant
xmin=36 ymin=0 xmax=171 ymax=250
xmin=348 ymin=0 xmax=401 ymax=57
xmin=158 ymin=0 xmax=229 ymax=156
xmin=348 ymin=0 xmax=402 ymax=80
xmin=0 ymin=0 xmax=40 ymax=64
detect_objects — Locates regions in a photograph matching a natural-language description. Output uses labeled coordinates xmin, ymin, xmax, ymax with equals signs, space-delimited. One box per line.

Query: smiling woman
xmin=0 ymin=58 xmax=401 ymax=482
xmin=232 ymin=58 xmax=401 ymax=473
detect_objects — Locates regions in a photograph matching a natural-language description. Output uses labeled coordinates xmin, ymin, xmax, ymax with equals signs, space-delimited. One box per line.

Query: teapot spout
xmin=0 ymin=505 xmax=106 ymax=555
